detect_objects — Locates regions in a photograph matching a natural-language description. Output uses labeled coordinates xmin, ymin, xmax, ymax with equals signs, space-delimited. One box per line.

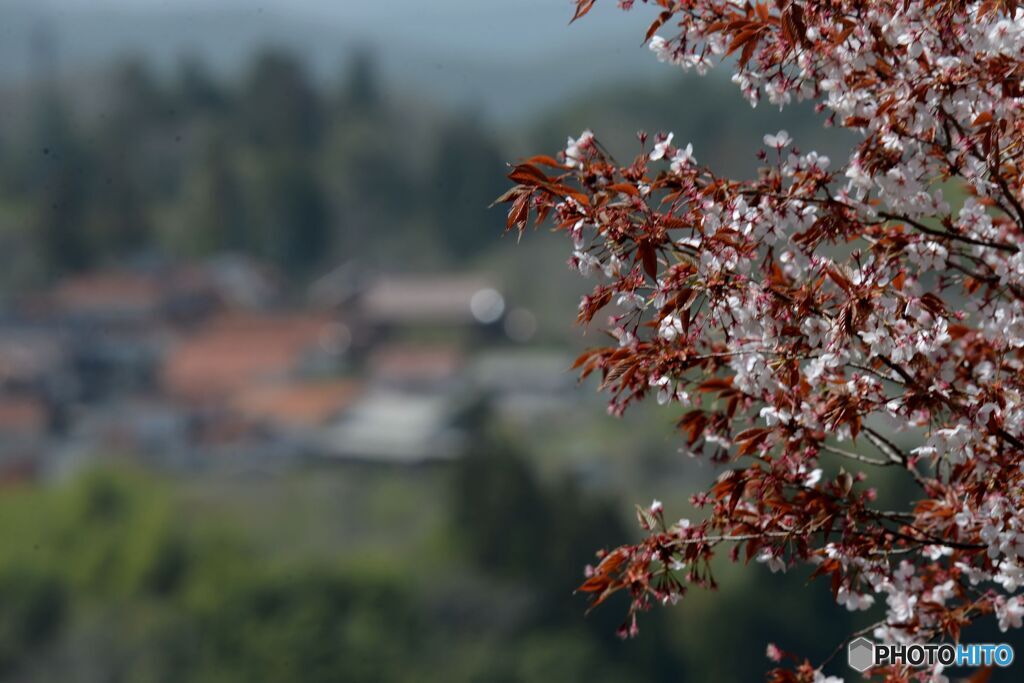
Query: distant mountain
xmin=0 ymin=0 xmax=661 ymax=121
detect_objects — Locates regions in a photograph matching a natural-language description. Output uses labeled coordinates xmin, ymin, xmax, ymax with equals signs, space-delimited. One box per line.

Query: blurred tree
xmin=450 ymin=442 xmax=685 ymax=678
xmin=452 ymin=442 xmax=550 ymax=579
xmin=5 ymin=44 xmax=528 ymax=282
xmin=428 ymin=114 xmax=507 ymax=260
xmin=78 ymin=58 xmax=172 ymax=261
xmin=0 ymin=468 xmax=843 ymax=682
xmin=29 ymin=94 xmax=92 ymax=274
xmin=248 ymin=155 xmax=330 ymax=276
xmin=241 ymin=51 xmax=321 ymax=152
xmin=175 ymin=57 xmax=226 ymax=115
xmin=195 ymin=571 xmax=423 ymax=683
xmin=341 ymin=48 xmax=380 ymax=114
xmin=321 ymin=113 xmax=418 ymax=266
xmin=0 ymin=570 xmax=66 ymax=676
xmin=181 ymin=133 xmax=247 ymax=255
xmin=105 ymin=59 xmax=170 ymax=132
xmin=83 ymin=140 xmax=152 ymax=260
xmin=451 ymin=441 xmax=629 ymax=608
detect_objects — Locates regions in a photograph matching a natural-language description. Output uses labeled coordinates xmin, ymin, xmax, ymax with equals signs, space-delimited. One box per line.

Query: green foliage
xmin=245 ymin=153 xmax=329 ymax=275
xmin=452 ymin=441 xmax=627 ymax=602
xmin=0 ymin=49 xmax=857 ymax=291
xmin=241 ymin=51 xmax=322 ymax=152
xmin=0 ymin=456 xmax=926 ymax=681
xmin=452 ymin=442 xmax=551 ymax=578
xmin=0 ymin=465 xmax=684 ymax=682
xmin=339 ymin=49 xmax=380 ymax=114
xmin=0 ymin=569 xmax=66 ymax=674
xmin=1 ymin=50 xmax=514 ymax=289
xmin=427 ymin=115 xmax=508 ymax=260
xmin=181 ymin=132 xmax=247 ymax=256
xmin=193 ymin=571 xmax=421 ymax=683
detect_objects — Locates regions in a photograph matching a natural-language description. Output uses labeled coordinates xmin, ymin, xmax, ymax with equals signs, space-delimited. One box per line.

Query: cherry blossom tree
xmin=499 ymin=1 xmax=1024 ymax=680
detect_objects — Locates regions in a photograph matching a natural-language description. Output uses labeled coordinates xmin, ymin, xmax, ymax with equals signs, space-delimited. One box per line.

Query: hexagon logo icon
xmin=847 ymin=637 xmax=875 ymax=673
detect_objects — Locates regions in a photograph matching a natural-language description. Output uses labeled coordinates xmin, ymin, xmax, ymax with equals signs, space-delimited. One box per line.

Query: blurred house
xmin=0 ymin=395 xmax=49 ymax=441
xmin=352 ymin=275 xmax=507 ymax=343
xmin=30 ymin=263 xmax=275 ymax=401
xmin=64 ymin=398 xmax=194 ymax=468
xmin=43 ymin=272 xmax=170 ymax=398
xmin=201 ymin=254 xmax=282 ymax=311
xmin=162 ymin=311 xmax=341 ymax=403
xmin=180 ymin=380 xmax=363 ymax=473
xmin=0 ymin=394 xmax=50 ymax=480
xmin=471 ymin=350 xmax=576 ymax=421
xmin=158 ymin=310 xmax=361 ymax=465
xmin=43 ymin=259 xmax=280 ymax=329
xmin=306 ymin=261 xmax=363 ymax=310
xmin=48 ymin=271 xmax=165 ymax=325
xmin=367 ymin=344 xmax=464 ymax=392
xmin=317 ymin=390 xmax=470 ymax=464
xmin=0 ymin=325 xmax=69 ymax=478
xmin=0 ymin=326 xmax=72 ymax=395
xmin=230 ymin=379 xmax=362 ymax=432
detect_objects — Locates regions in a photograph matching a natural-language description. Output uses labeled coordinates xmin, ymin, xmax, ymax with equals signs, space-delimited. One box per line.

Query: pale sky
xmin=20 ymin=0 xmax=650 ymax=61
xmin=3 ymin=0 xmax=661 ymax=119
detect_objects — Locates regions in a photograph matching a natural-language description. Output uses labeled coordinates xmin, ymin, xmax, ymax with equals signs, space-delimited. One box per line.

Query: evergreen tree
xmin=341 ymin=48 xmax=379 ymax=114
xmin=30 ymin=94 xmax=92 ymax=274
xmin=250 ymin=155 xmax=330 ymax=276
xmin=183 ymin=133 xmax=247 ymax=255
xmin=241 ymin=51 xmax=321 ymax=152
xmin=429 ymin=114 xmax=507 ymax=260
xmin=175 ymin=57 xmax=225 ymax=114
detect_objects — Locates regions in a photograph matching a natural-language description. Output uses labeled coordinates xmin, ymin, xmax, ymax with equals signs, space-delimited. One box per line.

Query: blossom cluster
xmin=502 ymin=1 xmax=1024 ymax=681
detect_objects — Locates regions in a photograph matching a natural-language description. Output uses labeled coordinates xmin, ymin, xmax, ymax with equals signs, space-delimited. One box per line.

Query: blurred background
xmin=0 ymin=1 xmax=987 ymax=681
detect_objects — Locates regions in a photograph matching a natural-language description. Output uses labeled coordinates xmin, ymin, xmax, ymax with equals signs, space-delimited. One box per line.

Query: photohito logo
xmin=847 ymin=637 xmax=1014 ymax=672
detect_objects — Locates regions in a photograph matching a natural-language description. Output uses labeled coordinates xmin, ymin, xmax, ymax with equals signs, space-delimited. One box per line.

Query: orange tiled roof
xmin=163 ymin=312 xmax=336 ymax=401
xmin=0 ymin=397 xmax=47 ymax=438
xmin=369 ymin=345 xmax=463 ymax=384
xmin=51 ymin=272 xmax=162 ymax=315
xmin=231 ymin=380 xmax=362 ymax=429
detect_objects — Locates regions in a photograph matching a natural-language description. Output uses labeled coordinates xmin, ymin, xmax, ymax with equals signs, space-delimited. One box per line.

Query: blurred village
xmin=0 ymin=258 xmax=574 ymax=479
